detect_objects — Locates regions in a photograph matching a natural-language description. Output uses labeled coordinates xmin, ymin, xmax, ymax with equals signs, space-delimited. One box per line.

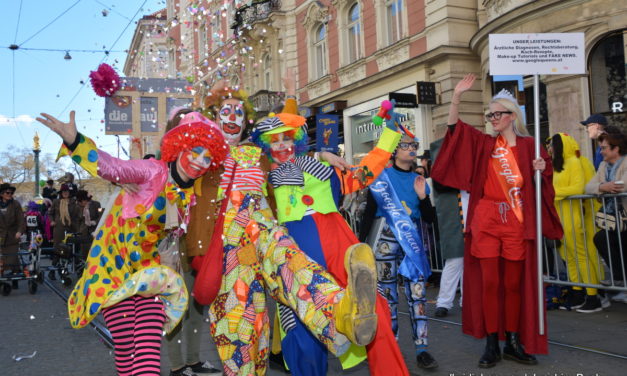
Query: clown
xmin=36 ymin=110 xmax=227 ymax=376
xmin=185 ymin=79 xmax=379 ymax=376
xmin=251 ymin=100 xmax=410 ymax=375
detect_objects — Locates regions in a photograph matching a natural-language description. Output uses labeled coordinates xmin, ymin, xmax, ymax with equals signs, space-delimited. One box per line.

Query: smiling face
xmin=269 ymin=132 xmax=295 ymax=164
xmin=218 ymin=98 xmax=246 ymax=145
xmin=176 ymin=146 xmax=213 ymax=181
xmin=487 ymin=102 xmax=515 ymax=134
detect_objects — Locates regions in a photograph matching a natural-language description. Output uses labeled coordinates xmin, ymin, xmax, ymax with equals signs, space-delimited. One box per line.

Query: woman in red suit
xmin=431 ymin=74 xmax=563 ymax=368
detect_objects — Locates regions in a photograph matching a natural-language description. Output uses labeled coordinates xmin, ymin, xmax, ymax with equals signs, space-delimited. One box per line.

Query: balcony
xmin=249 ymin=90 xmax=285 ymax=117
xmin=231 ymin=0 xmax=281 ymax=35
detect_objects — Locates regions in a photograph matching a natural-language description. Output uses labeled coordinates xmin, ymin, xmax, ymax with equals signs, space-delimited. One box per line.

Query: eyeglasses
xmin=485 ymin=111 xmax=513 ymax=121
xmin=398 ymin=142 xmax=419 ymax=150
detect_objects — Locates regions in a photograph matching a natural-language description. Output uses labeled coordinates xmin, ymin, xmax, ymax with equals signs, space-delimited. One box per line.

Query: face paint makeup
xmin=178 ymin=146 xmax=212 ymax=179
xmin=269 ymin=133 xmax=295 ymax=164
xmin=218 ymin=100 xmax=245 ymax=145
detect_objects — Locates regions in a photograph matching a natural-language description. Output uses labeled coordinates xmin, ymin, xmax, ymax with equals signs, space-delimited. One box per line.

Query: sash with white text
xmin=370 ymin=170 xmax=431 ymax=281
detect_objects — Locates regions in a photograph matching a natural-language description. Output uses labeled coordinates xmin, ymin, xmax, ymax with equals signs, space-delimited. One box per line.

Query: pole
xmin=533 ymin=74 xmax=544 ymax=336
xmin=33 ymin=149 xmax=40 ymax=197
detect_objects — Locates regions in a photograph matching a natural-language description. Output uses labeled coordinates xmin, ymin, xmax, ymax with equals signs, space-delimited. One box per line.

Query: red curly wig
xmin=161 ymin=112 xmax=228 ymax=171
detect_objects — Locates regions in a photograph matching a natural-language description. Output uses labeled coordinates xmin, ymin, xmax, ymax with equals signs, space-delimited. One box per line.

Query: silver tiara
xmin=492 ymin=88 xmax=516 ymax=103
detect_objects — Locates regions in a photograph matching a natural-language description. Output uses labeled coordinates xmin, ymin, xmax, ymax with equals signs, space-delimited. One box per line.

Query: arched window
xmin=313 ymin=24 xmax=328 ymax=79
xmin=589 ymin=30 xmax=626 ymax=129
xmin=385 ymin=0 xmax=403 ymax=46
xmin=347 ymin=3 xmax=361 ymax=63
xmin=262 ymin=53 xmax=272 ymax=90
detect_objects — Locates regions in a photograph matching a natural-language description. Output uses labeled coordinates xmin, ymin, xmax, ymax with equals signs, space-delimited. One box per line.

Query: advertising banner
xmin=489 ymin=33 xmax=585 ymax=75
xmin=316 ymin=114 xmax=339 ymax=153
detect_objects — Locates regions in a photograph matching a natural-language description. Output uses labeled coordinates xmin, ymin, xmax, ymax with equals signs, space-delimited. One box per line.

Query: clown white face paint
xmin=176 ymin=146 xmax=212 ymax=181
xmin=270 ymin=133 xmax=295 ymax=164
xmin=218 ymin=98 xmax=245 ymax=145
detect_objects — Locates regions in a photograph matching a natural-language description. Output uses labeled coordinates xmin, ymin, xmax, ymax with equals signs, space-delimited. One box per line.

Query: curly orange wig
xmin=161 ymin=112 xmax=228 ymax=171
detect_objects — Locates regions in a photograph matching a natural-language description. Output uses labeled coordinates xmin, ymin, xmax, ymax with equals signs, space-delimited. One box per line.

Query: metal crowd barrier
xmin=546 ymin=193 xmax=627 ymax=292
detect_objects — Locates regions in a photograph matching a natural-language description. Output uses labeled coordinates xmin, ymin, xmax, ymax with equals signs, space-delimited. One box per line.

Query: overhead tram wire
xmin=92 ymin=0 xmax=133 ymax=21
xmin=18 ymin=0 xmax=82 ymax=48
xmin=10 ymin=0 xmax=28 ymax=148
xmin=40 ymin=0 xmax=150 ymax=149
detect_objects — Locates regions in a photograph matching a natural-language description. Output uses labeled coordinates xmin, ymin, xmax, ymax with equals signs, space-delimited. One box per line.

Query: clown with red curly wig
xmin=36 ymin=109 xmax=226 ymax=376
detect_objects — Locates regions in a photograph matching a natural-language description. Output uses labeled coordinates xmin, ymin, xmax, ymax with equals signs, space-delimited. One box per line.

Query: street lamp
xmin=33 ymin=133 xmax=41 ymax=197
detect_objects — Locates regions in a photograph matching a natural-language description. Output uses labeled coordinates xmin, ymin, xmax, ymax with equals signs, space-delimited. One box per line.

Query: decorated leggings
xmin=102 ymin=295 xmax=166 ymax=376
xmin=374 ymin=223 xmax=428 ymax=354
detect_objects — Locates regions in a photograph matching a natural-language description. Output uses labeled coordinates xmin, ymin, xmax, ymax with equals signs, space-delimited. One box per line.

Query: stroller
xmin=0 ymin=234 xmax=42 ymax=296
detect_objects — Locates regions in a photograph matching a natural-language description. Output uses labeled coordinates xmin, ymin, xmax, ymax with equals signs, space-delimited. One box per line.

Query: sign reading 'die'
xmin=105 ymin=77 xmax=194 ymax=135
xmin=489 ymin=33 xmax=585 ymax=75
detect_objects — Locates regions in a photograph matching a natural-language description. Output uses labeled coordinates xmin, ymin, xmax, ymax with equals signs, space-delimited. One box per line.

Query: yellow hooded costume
xmin=552 ymin=133 xmax=603 ymax=295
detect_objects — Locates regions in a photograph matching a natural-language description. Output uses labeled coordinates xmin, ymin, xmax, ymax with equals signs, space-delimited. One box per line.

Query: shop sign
xmin=489 ymin=33 xmax=585 ymax=75
xmin=389 ymin=92 xmax=418 ymax=107
xmin=319 ymin=101 xmax=347 ymax=114
xmin=416 ymin=82 xmax=437 ymax=105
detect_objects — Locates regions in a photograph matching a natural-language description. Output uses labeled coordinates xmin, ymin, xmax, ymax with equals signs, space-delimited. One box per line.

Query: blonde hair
xmin=490 ymin=97 xmax=529 ymax=137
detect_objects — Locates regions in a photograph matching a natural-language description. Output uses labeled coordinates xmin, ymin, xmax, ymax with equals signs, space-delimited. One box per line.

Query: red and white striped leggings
xmin=102 ymin=295 xmax=166 ymax=376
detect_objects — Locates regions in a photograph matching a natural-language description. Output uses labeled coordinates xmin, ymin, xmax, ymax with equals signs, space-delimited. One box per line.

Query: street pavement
xmin=1 ymin=270 xmax=626 ymax=376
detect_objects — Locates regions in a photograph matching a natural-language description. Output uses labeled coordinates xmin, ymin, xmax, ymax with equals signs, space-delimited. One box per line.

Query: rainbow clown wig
xmin=251 ymin=113 xmax=309 ymax=163
xmin=160 ymin=112 xmax=228 ymax=171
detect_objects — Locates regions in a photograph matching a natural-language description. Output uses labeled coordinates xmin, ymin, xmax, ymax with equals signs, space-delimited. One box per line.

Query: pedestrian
xmin=0 ymin=182 xmax=25 ymax=289
xmin=581 ymin=114 xmax=621 ymax=170
xmin=431 ymin=74 xmax=563 ymax=368
xmin=251 ymin=90 xmax=410 ymax=375
xmin=48 ymin=183 xmax=79 ymax=274
xmin=585 ymin=132 xmax=627 ymax=305
xmin=549 ymin=133 xmax=605 ymax=312
xmin=42 ymin=179 xmax=58 ymax=201
xmin=36 ymin=109 xmax=228 ymax=376
xmin=75 ymin=190 xmax=101 ymax=261
xmin=430 ymin=138 xmax=466 ymax=319
xmin=359 ymin=132 xmax=439 ymax=370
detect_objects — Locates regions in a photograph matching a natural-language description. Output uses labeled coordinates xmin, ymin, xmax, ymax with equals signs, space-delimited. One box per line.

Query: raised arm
xmin=37 ymin=111 xmax=161 ymax=185
xmin=448 ymin=74 xmax=476 ymax=126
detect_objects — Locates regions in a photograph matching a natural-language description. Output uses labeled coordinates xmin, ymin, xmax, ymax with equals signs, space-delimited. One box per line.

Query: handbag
xmin=595 ymin=208 xmax=627 ymax=232
xmin=157 ymin=232 xmax=182 ymax=274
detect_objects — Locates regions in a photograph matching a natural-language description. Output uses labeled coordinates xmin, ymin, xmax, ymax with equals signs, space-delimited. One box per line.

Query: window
xmin=198 ymin=25 xmax=207 ymax=61
xmin=589 ymin=30 xmax=627 ymax=129
xmin=313 ymin=24 xmax=328 ymax=79
xmin=385 ymin=0 xmax=403 ymax=46
xmin=263 ymin=53 xmax=272 ymax=90
xmin=347 ymin=3 xmax=361 ymax=63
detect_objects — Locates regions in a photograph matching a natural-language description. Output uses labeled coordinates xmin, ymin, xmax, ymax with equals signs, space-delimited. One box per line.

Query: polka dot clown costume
xmin=60 ymin=112 xmax=227 ymax=376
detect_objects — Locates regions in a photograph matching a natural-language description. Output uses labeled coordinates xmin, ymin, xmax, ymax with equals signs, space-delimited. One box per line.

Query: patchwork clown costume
xmin=192 ymin=144 xmax=365 ymax=375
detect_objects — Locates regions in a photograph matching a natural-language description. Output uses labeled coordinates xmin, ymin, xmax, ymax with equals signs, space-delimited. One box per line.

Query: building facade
xmin=160 ymin=0 xmax=625 ymax=162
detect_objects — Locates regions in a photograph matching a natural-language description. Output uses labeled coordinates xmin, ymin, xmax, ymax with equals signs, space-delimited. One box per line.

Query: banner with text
xmin=489 ymin=33 xmax=585 ymax=75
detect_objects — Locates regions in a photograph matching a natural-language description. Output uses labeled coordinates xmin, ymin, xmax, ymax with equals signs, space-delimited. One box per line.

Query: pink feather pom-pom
xmin=89 ymin=63 xmax=120 ymax=97
xmin=381 ymin=100 xmax=393 ymax=110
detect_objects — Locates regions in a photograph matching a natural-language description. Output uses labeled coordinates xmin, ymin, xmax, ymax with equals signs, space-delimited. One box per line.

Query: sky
xmin=0 ymin=0 xmax=166 ymax=173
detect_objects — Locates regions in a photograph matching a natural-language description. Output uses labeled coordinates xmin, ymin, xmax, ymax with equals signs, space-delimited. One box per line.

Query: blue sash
xmin=369 ymin=170 xmax=431 ymax=281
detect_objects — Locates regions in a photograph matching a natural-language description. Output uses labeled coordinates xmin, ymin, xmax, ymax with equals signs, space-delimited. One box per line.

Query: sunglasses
xmin=398 ymin=142 xmax=419 ymax=150
xmin=485 ymin=111 xmax=512 ymax=121
xmin=2 ymin=191 xmax=13 ymax=195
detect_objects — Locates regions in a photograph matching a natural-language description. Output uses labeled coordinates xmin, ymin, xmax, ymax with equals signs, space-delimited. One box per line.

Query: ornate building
xmin=160 ymin=0 xmax=625 ymax=161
